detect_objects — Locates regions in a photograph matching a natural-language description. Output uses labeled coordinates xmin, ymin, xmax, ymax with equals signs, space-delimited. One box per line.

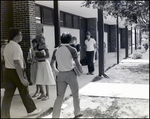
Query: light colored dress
xmin=35 ymin=48 xmax=56 ymax=85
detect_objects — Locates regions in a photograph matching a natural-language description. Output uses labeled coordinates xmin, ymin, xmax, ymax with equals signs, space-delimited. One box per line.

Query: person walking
xmin=1 ymin=28 xmax=42 ymax=118
xmin=27 ymin=38 xmax=45 ymax=98
xmin=35 ymin=34 xmax=55 ymax=101
xmin=85 ymin=31 xmax=98 ymax=75
xmin=51 ymin=32 xmax=83 ymax=118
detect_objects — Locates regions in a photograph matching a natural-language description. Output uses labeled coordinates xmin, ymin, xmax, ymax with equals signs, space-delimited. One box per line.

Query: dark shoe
xmin=28 ymin=108 xmax=42 ymax=116
xmin=37 ymin=94 xmax=45 ymax=99
xmin=42 ymin=96 xmax=49 ymax=101
xmin=74 ymin=113 xmax=83 ymax=118
xmin=86 ymin=72 xmax=90 ymax=75
xmin=32 ymin=93 xmax=40 ymax=98
xmin=90 ymin=72 xmax=94 ymax=75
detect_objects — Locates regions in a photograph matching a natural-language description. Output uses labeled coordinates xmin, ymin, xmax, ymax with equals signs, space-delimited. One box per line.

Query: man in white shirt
xmin=51 ymin=32 xmax=83 ymax=118
xmin=85 ymin=31 xmax=98 ymax=75
xmin=1 ymin=28 xmax=41 ymax=118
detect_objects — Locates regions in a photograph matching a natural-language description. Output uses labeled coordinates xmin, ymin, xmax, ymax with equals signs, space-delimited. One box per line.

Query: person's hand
xmin=55 ymin=70 xmax=59 ymax=76
xmin=21 ymin=78 xmax=29 ymax=86
xmin=27 ymin=58 xmax=33 ymax=63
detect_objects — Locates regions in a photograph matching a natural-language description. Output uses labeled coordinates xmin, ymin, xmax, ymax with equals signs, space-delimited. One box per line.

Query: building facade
xmin=1 ymin=1 xmax=138 ymax=86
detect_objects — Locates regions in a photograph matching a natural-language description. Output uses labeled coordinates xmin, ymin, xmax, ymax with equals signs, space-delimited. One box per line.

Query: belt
xmin=38 ymin=60 xmax=46 ymax=62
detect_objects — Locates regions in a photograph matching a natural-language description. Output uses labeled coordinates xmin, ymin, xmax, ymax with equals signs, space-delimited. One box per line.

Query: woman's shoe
xmin=86 ymin=72 xmax=90 ymax=75
xmin=32 ymin=92 xmax=40 ymax=98
xmin=42 ymin=96 xmax=49 ymax=101
xmin=37 ymin=94 xmax=45 ymax=99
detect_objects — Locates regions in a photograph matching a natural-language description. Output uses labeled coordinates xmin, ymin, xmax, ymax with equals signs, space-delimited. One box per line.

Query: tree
xmin=82 ymin=0 xmax=149 ymax=32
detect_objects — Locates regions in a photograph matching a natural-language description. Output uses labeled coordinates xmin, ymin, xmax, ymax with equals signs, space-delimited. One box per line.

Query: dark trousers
xmin=86 ymin=51 xmax=95 ymax=73
xmin=1 ymin=68 xmax=36 ymax=118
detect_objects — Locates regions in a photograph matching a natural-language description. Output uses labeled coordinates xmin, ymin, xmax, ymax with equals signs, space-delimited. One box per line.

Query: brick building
xmin=1 ymin=1 xmax=138 ymax=86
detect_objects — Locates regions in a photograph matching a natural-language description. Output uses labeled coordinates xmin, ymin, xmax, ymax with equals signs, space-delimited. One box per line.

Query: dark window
xmin=65 ymin=14 xmax=72 ymax=28
xmin=60 ymin=12 xmax=64 ymax=26
xmin=73 ymin=16 xmax=79 ymax=29
xmin=35 ymin=5 xmax=41 ymax=23
xmin=43 ymin=7 xmax=53 ymax=25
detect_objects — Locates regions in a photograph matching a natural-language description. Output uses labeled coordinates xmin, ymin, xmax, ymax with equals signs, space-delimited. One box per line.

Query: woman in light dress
xmin=35 ymin=34 xmax=55 ymax=101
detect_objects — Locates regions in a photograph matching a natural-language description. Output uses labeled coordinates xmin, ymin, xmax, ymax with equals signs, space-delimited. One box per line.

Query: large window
xmin=35 ymin=5 xmax=41 ymax=23
xmin=65 ymin=13 xmax=72 ymax=28
xmin=60 ymin=12 xmax=64 ymax=26
xmin=35 ymin=4 xmax=81 ymax=29
xmin=73 ymin=16 xmax=79 ymax=29
xmin=43 ymin=7 xmax=53 ymax=25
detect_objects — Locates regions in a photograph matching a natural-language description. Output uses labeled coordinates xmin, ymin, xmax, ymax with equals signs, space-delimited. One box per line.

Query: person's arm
xmin=36 ymin=49 xmax=50 ymax=61
xmin=50 ymin=59 xmax=59 ymax=75
xmin=84 ymin=40 xmax=87 ymax=50
xmin=93 ymin=39 xmax=98 ymax=50
xmin=14 ymin=60 xmax=29 ymax=86
xmin=50 ymin=49 xmax=59 ymax=75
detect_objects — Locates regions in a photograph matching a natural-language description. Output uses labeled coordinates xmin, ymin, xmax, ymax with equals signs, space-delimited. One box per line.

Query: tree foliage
xmin=82 ymin=0 xmax=149 ymax=31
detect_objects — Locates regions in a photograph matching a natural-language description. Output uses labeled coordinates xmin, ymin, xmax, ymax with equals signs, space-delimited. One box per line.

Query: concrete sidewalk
xmin=1 ymin=50 xmax=149 ymax=118
xmin=1 ymin=61 xmax=98 ymax=118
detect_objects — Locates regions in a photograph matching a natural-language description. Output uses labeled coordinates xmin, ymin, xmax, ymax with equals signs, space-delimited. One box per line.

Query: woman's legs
xmin=37 ymin=85 xmax=45 ymax=99
xmin=42 ymin=85 xmax=50 ymax=101
xmin=32 ymin=85 xmax=40 ymax=97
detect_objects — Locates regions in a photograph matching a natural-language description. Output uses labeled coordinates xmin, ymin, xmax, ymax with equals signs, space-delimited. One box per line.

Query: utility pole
xmin=135 ymin=27 xmax=137 ymax=50
xmin=131 ymin=26 xmax=133 ymax=54
xmin=125 ymin=26 xmax=128 ymax=58
xmin=54 ymin=0 xmax=60 ymax=48
xmin=95 ymin=9 xmax=109 ymax=80
xmin=116 ymin=15 xmax=119 ymax=64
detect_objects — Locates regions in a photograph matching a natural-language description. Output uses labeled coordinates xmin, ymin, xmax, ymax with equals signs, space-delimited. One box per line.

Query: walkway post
xmin=98 ymin=9 xmax=104 ymax=77
xmin=135 ymin=27 xmax=137 ymax=50
xmin=54 ymin=0 xmax=60 ymax=48
xmin=131 ymin=26 xmax=133 ymax=54
xmin=139 ymin=27 xmax=141 ymax=46
xmin=116 ymin=15 xmax=119 ymax=64
xmin=125 ymin=26 xmax=128 ymax=58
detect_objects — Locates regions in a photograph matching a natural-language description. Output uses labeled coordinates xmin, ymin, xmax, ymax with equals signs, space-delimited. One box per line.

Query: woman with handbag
xmin=35 ymin=33 xmax=55 ymax=101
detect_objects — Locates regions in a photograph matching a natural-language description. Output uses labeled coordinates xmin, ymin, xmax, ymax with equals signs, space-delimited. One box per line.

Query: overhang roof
xmin=35 ymin=1 xmax=132 ymax=29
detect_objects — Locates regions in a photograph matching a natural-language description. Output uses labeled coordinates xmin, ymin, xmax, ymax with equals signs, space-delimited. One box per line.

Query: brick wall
xmin=12 ymin=1 xmax=36 ymax=81
xmin=87 ymin=18 xmax=97 ymax=41
xmin=1 ymin=1 xmax=13 ymax=40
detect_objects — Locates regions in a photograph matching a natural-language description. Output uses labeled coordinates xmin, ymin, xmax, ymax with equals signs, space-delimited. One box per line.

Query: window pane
xmin=73 ymin=16 xmax=79 ymax=29
xmin=43 ymin=8 xmax=53 ymax=25
xmin=35 ymin=5 xmax=41 ymax=23
xmin=60 ymin=12 xmax=64 ymax=26
xmin=65 ymin=14 xmax=72 ymax=28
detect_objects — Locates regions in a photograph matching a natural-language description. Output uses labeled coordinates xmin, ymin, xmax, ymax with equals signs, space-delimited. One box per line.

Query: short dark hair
xmin=8 ymin=28 xmax=21 ymax=41
xmin=61 ymin=32 xmax=72 ymax=44
xmin=86 ymin=31 xmax=91 ymax=36
xmin=32 ymin=38 xmax=38 ymax=43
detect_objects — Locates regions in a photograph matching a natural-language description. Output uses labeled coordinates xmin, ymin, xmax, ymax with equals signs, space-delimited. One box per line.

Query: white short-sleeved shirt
xmin=52 ymin=44 xmax=78 ymax=72
xmin=4 ymin=40 xmax=24 ymax=69
xmin=85 ymin=38 xmax=96 ymax=51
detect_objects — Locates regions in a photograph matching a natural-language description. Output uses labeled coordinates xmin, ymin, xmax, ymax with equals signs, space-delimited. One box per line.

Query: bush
xmin=132 ymin=50 xmax=142 ymax=59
